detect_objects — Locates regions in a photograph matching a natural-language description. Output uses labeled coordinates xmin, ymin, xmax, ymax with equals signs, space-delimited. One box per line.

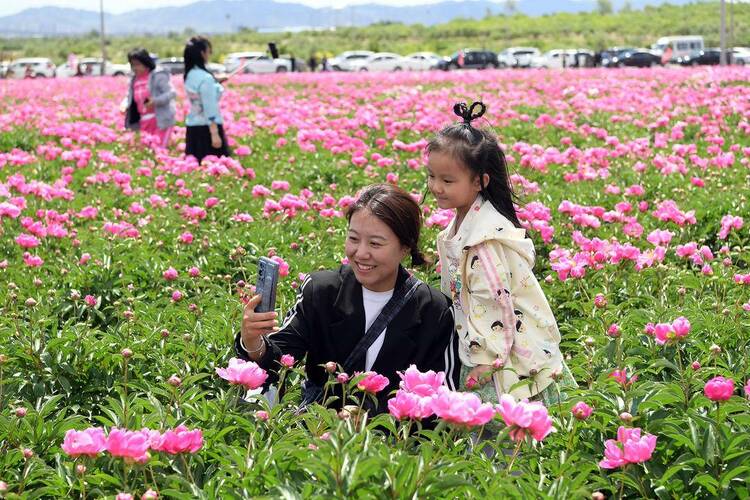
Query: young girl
xmin=427 ymin=101 xmax=574 ymax=404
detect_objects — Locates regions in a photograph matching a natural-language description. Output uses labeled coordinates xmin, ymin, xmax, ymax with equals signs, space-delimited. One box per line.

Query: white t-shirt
xmin=362 ymin=286 xmax=394 ymax=371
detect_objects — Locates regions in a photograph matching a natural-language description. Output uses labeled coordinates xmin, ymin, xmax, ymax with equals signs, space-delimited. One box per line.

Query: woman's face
xmin=202 ymin=46 xmax=212 ymax=64
xmin=130 ymin=59 xmax=148 ymax=76
xmin=346 ymin=208 xmax=409 ymax=292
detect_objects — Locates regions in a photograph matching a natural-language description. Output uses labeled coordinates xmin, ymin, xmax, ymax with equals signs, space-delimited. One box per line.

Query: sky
xmin=1 ymin=0 xmax=471 ymax=17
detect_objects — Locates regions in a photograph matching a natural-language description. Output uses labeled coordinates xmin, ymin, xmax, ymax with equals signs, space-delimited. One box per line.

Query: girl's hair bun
xmin=453 ymin=101 xmax=487 ymax=125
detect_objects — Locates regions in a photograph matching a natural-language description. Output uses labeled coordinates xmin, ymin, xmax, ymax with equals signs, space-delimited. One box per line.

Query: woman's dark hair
xmin=183 ymin=35 xmax=212 ymax=81
xmin=427 ymin=101 xmax=522 ymax=229
xmin=127 ymin=48 xmax=155 ymax=72
xmin=346 ymin=183 xmax=426 ymax=267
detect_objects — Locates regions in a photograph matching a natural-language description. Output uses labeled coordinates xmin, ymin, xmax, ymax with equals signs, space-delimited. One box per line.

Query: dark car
xmin=677 ymin=49 xmax=724 ymax=66
xmin=158 ymin=57 xmax=185 ymax=75
xmin=613 ymin=50 xmax=662 ymax=68
xmin=437 ymin=50 xmax=499 ymax=71
xmin=599 ymin=47 xmax=638 ymax=67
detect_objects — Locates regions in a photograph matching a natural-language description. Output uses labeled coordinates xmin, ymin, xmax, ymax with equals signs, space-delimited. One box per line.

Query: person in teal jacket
xmin=183 ymin=36 xmax=230 ymax=163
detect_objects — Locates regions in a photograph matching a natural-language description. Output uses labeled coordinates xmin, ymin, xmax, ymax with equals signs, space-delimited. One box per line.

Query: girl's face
xmin=427 ymin=151 xmax=484 ymax=212
xmin=202 ymin=46 xmax=212 ymax=64
xmin=345 ymin=208 xmax=409 ymax=292
xmin=130 ymin=59 xmax=148 ymax=76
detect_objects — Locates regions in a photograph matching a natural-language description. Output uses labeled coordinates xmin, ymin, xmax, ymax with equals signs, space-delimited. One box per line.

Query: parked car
xmin=730 ymin=47 xmax=750 ymax=65
xmin=611 ymin=50 xmax=662 ymax=68
xmin=403 ymin=52 xmax=442 ymax=71
xmin=437 ymin=49 xmax=499 ymax=70
xmin=677 ymin=49 xmax=725 ymax=66
xmin=6 ymin=58 xmax=56 ymax=79
xmin=157 ymin=57 xmax=185 ymax=75
xmin=223 ymin=52 xmax=289 ymax=74
xmin=0 ymin=60 xmax=10 ymax=78
xmin=56 ymin=57 xmax=130 ymax=78
xmin=498 ymin=47 xmax=541 ymax=68
xmin=531 ymin=49 xmax=594 ymax=69
xmin=598 ymin=47 xmax=637 ymax=67
xmin=328 ymin=51 xmax=374 ymax=72
xmin=351 ymin=52 xmax=407 ymax=72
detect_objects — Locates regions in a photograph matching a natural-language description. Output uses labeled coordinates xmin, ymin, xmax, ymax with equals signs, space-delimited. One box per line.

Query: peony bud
xmin=121 ymin=348 xmax=133 ymax=359
xmin=168 ymin=375 xmax=182 ymax=387
xmin=325 ymin=361 xmax=337 ymax=373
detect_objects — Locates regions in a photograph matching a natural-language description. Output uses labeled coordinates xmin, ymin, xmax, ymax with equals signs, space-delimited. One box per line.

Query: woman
xmin=124 ymin=48 xmax=176 ymax=149
xmin=235 ymin=184 xmax=460 ymax=414
xmin=183 ymin=36 xmax=230 ymax=163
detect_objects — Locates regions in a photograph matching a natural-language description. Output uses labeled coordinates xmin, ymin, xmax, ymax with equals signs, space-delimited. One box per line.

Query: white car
xmin=353 ymin=53 xmax=407 ymax=72
xmin=223 ymin=52 xmax=288 ymax=74
xmin=56 ymin=58 xmax=130 ymax=78
xmin=532 ymin=49 xmax=593 ymax=69
xmin=0 ymin=60 xmax=10 ymax=78
xmin=328 ymin=51 xmax=374 ymax=72
xmin=403 ymin=52 xmax=442 ymax=71
xmin=498 ymin=47 xmax=541 ymax=68
xmin=6 ymin=58 xmax=56 ymax=79
xmin=731 ymin=47 xmax=750 ymax=65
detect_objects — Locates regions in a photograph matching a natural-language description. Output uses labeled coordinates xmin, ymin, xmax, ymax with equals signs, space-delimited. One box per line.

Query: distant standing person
xmin=183 ymin=35 xmax=230 ymax=163
xmin=124 ymin=48 xmax=176 ymax=149
xmin=308 ymin=55 xmax=317 ymax=72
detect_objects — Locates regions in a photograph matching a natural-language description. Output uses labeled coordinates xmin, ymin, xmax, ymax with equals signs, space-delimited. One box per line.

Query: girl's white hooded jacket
xmin=438 ymin=196 xmax=562 ymax=399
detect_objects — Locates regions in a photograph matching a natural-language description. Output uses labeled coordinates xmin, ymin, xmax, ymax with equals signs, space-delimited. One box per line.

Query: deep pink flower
xmin=216 ymin=358 xmax=268 ymax=390
xmin=571 ymin=401 xmax=593 ymax=420
xmin=745 ymin=379 xmax=750 ymax=398
xmin=356 ymin=371 xmax=389 ymax=394
xmin=398 ymin=364 xmax=445 ymax=397
xmin=163 ymin=267 xmax=178 ymax=281
xmin=105 ymin=428 xmax=150 ymax=463
xmin=610 ymin=369 xmax=637 ymax=387
xmin=704 ymin=376 xmax=734 ymax=402
xmin=495 ymin=394 xmax=554 ymax=441
xmin=152 ymin=425 xmax=203 ymax=454
xmin=387 ymin=389 xmax=433 ymax=420
xmin=61 ymin=427 xmax=107 ymax=457
xmin=171 ymin=290 xmax=183 ymax=302
xmin=84 ymin=295 xmax=97 ymax=307
xmin=255 ymin=410 xmax=269 ymax=421
xmin=15 ymin=233 xmax=40 ymax=248
xmin=431 ymin=388 xmax=495 ymax=428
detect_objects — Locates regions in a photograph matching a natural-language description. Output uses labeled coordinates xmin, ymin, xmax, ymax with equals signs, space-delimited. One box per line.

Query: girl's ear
xmin=473 ymin=173 xmax=490 ymax=192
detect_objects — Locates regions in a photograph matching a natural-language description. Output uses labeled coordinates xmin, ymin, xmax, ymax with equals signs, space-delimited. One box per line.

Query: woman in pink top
xmin=124 ymin=49 xmax=176 ymax=149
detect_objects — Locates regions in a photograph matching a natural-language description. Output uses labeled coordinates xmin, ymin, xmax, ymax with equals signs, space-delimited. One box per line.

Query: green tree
xmin=597 ymin=0 xmax=613 ymax=15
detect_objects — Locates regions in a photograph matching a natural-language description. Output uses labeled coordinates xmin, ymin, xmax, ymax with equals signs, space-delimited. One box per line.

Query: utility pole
xmin=729 ymin=0 xmax=734 ymax=63
xmin=719 ymin=0 xmax=727 ymax=66
xmin=100 ymin=0 xmax=107 ymax=73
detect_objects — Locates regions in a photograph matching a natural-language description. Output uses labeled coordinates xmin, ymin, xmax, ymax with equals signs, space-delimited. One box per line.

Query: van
xmin=652 ymin=36 xmax=704 ymax=60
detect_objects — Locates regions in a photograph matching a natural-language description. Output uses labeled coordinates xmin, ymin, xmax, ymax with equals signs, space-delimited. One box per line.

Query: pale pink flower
xmin=216 ymin=358 xmax=268 ymax=390
xmin=280 ymin=354 xmax=295 ymax=368
xmin=571 ymin=401 xmax=593 ymax=420
xmin=398 ymin=364 xmax=445 ymax=397
xmin=105 ymin=428 xmax=150 ymax=463
xmin=152 ymin=425 xmax=203 ymax=454
xmin=387 ymin=390 xmax=433 ymax=420
xmin=431 ymin=388 xmax=495 ymax=428
xmin=61 ymin=427 xmax=107 ymax=457
xmin=495 ymin=394 xmax=554 ymax=441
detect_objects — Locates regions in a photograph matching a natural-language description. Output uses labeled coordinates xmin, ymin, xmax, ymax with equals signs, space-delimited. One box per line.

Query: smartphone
xmin=255 ymin=257 xmax=279 ymax=313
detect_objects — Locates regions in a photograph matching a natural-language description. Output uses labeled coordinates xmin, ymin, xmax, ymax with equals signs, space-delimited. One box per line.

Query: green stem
xmin=123 ymin=358 xmax=129 ymax=428
xmin=506 ymin=438 xmax=524 ymax=475
xmin=180 ymin=453 xmax=197 ymax=487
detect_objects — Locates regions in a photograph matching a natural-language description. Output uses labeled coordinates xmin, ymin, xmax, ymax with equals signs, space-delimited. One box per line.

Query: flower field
xmin=1 ymin=67 xmax=750 ymax=498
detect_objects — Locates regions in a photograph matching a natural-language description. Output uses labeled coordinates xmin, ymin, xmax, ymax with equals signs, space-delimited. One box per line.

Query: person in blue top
xmin=183 ymin=36 xmax=230 ymax=163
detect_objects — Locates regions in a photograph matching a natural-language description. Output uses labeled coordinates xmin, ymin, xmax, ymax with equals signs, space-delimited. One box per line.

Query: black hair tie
xmin=453 ymin=101 xmax=487 ymax=125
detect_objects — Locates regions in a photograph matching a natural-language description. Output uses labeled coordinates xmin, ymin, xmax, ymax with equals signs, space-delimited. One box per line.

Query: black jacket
xmin=235 ymin=265 xmax=460 ymax=413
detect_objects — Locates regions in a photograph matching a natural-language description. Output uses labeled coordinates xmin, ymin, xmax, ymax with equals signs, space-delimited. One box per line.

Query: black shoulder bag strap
xmin=296 ymin=274 xmax=422 ymax=413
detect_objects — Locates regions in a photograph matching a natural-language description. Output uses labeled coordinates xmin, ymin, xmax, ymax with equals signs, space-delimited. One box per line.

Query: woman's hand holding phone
xmin=241 ymin=294 xmax=278 ymax=359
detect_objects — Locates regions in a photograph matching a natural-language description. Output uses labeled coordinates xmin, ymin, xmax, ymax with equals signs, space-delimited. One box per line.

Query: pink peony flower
xmin=216 ymin=358 xmax=268 ymax=390
xmin=15 ymin=233 xmax=40 ymax=249
xmin=431 ymin=388 xmax=495 ymax=428
xmin=387 ymin=390 xmax=434 ymax=420
xmin=280 ymin=354 xmax=295 ymax=368
xmin=356 ymin=371 xmax=390 ymax=394
xmin=495 ymin=394 xmax=554 ymax=441
xmin=179 ymin=232 xmax=194 ymax=244
xmin=571 ymin=401 xmax=593 ymax=420
xmin=141 ymin=489 xmax=158 ymax=500
xmin=610 ymin=369 xmax=637 ymax=387
xmin=116 ymin=494 xmax=134 ymax=500
xmin=171 ymin=290 xmax=183 ymax=302
xmin=188 ymin=266 xmax=200 ymax=277
xmin=704 ymin=376 xmax=734 ymax=402
xmin=61 ymin=427 xmax=107 ymax=457
xmin=105 ymin=428 xmax=150 ymax=463
xmin=255 ymin=410 xmax=269 ymax=421
xmin=84 ymin=295 xmax=97 ymax=307
xmin=398 ymin=364 xmax=445 ymax=397
xmin=599 ymin=426 xmax=657 ymax=469
xmin=745 ymin=379 xmax=750 ymax=398
xmin=163 ymin=267 xmax=178 ymax=281
xmin=152 ymin=425 xmax=203 ymax=454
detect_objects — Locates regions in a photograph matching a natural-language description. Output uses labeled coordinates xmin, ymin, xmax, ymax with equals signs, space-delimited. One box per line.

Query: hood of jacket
xmin=459 ymin=196 xmax=536 ymax=268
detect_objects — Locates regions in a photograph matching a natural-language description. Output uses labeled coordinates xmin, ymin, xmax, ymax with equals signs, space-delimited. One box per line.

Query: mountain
xmin=0 ymin=0 xmax=697 ymax=37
